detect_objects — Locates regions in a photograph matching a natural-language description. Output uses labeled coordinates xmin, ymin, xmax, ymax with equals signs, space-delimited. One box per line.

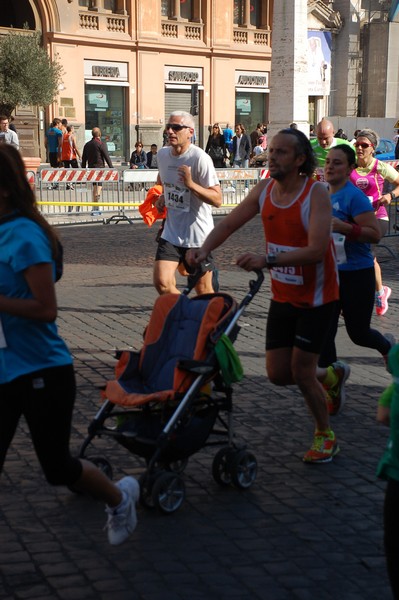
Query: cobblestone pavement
xmin=1 ymin=218 xmax=398 ymax=600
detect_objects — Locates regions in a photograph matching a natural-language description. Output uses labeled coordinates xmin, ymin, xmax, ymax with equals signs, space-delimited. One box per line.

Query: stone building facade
xmin=1 ymin=0 xmax=398 ymax=161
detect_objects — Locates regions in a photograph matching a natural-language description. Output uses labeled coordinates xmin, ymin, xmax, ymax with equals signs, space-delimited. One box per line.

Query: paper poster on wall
xmin=88 ymin=92 xmax=108 ymax=109
xmin=308 ymin=31 xmax=331 ymax=96
xmin=236 ymin=98 xmax=251 ymax=113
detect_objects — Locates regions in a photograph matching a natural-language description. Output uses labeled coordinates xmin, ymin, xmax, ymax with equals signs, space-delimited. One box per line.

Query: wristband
xmin=390 ymin=191 xmax=396 ymax=201
xmin=346 ymin=223 xmax=362 ymax=241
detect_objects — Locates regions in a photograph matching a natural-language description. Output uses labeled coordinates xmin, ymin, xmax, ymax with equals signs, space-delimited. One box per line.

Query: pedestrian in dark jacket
xmin=81 ymin=128 xmax=113 ymax=211
xmin=205 ymin=124 xmax=226 ymax=168
xmin=231 ymin=124 xmax=251 ymax=168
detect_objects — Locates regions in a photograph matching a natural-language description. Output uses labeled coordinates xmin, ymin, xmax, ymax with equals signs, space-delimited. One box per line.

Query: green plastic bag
xmin=215 ymin=333 xmax=244 ymax=385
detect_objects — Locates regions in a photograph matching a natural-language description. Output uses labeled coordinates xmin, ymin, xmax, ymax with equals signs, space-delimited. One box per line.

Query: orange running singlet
xmin=259 ymin=177 xmax=338 ymax=308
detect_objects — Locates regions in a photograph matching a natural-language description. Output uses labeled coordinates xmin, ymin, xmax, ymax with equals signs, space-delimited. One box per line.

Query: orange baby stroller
xmin=78 ymin=270 xmax=264 ymax=514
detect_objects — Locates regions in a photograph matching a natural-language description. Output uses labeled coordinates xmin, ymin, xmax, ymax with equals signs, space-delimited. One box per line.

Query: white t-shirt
xmin=157 ymin=144 xmax=219 ymax=247
xmin=235 ymin=135 xmax=242 ymax=161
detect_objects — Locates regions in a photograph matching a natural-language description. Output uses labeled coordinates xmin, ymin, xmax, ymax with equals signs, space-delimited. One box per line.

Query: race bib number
xmin=270 ymin=266 xmax=304 ymax=285
xmin=332 ymin=232 xmax=347 ymax=265
xmin=164 ymin=183 xmax=190 ymax=212
xmin=267 ymin=242 xmax=304 ymax=285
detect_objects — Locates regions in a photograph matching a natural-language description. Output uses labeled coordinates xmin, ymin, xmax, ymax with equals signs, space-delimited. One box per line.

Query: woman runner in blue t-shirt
xmin=0 ymin=145 xmax=139 ymax=546
xmin=318 ymin=144 xmax=394 ymax=415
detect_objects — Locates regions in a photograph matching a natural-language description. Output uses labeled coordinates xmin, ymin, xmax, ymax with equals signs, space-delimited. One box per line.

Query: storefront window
xmin=85 ymin=84 xmax=126 ymax=159
xmin=235 ymin=91 xmax=268 ymax=135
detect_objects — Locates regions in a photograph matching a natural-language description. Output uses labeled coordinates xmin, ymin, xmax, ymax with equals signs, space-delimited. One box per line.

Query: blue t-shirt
xmin=0 ymin=217 xmax=72 ymax=383
xmin=223 ymin=127 xmax=233 ymax=151
xmin=331 ymin=181 xmax=374 ymax=272
xmin=45 ymin=127 xmax=62 ymax=153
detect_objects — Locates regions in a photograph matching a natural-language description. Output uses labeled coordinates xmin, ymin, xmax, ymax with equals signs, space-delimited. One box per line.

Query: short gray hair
xmin=169 ymin=111 xmax=195 ymax=129
xmin=356 ymin=128 xmax=379 ymax=149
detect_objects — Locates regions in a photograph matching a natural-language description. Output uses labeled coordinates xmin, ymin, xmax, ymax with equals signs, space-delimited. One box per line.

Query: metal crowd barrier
xmin=37 ymin=168 xmax=123 ymax=222
xmin=35 ymin=162 xmax=399 ymax=244
xmin=35 ymin=167 xmax=265 ymax=224
xmin=26 ymin=170 xmax=36 ymax=189
xmin=216 ymin=168 xmax=260 ymax=206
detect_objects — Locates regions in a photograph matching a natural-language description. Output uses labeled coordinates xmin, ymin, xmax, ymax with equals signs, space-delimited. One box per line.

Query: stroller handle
xmin=223 ymin=269 xmax=264 ymax=338
xmin=249 ymin=270 xmax=264 ymax=296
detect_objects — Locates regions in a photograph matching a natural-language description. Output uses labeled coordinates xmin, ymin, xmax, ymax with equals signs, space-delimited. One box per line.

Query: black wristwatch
xmin=265 ymin=253 xmax=277 ymax=268
xmin=390 ymin=191 xmax=396 ymax=201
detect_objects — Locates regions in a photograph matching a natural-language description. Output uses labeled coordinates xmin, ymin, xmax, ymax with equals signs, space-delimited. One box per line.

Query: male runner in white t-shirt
xmin=154 ymin=111 xmax=222 ymax=295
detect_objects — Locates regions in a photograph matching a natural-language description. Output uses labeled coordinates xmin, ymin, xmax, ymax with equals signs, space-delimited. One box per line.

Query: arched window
xmin=0 ymin=0 xmax=35 ymax=28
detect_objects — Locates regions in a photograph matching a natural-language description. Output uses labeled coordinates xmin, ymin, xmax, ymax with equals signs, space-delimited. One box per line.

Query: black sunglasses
xmin=166 ymin=123 xmax=191 ymax=132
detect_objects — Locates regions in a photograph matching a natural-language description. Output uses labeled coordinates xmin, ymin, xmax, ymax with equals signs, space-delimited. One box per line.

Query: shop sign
xmin=235 ymin=70 xmax=269 ymax=89
xmin=165 ymin=66 xmax=203 ymax=85
xmin=84 ymin=60 xmax=128 ymax=82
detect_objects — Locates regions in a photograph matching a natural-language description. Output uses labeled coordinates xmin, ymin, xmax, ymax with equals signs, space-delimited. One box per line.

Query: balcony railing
xmin=79 ymin=10 xmax=128 ymax=34
xmin=161 ymin=20 xmax=203 ymax=42
xmin=233 ymin=27 xmax=271 ymax=46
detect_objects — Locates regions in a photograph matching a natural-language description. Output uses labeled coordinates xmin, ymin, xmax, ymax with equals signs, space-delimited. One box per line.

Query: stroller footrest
xmin=177 ymin=359 xmax=215 ymax=375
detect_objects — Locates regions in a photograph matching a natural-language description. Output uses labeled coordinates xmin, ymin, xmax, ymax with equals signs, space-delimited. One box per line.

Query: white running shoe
xmin=105 ymin=476 xmax=140 ymax=545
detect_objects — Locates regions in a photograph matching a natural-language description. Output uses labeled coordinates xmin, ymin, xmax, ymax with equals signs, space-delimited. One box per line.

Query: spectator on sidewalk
xmin=223 ymin=122 xmax=234 ymax=155
xmin=0 ymin=144 xmax=139 ymax=546
xmin=62 ymin=125 xmax=81 ymax=207
xmin=62 ymin=125 xmax=81 ymax=169
xmin=129 ymin=141 xmax=147 ymax=169
xmin=44 ymin=118 xmax=62 ymax=191
xmin=250 ymin=123 xmax=264 ymax=151
xmin=205 ymin=124 xmax=226 ymax=168
xmin=231 ymin=124 xmax=251 ymax=168
xmin=81 ymin=127 xmax=113 ymax=215
xmin=188 ymin=128 xmax=341 ymax=464
xmin=8 ymin=116 xmax=17 ymax=134
xmin=146 ymin=144 xmax=158 ymax=169
xmin=60 ymin=118 xmax=68 ymax=135
xmin=44 ymin=118 xmax=62 ymax=168
xmin=0 ymin=115 xmax=19 ymax=149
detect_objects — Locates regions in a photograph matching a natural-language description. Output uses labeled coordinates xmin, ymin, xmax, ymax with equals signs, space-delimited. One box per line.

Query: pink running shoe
xmin=376 ymin=286 xmax=392 ymax=316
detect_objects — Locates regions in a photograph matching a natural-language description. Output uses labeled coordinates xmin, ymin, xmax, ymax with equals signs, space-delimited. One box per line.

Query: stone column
xmin=268 ymin=0 xmax=309 ymax=140
xmin=330 ymin=0 xmax=360 ymax=117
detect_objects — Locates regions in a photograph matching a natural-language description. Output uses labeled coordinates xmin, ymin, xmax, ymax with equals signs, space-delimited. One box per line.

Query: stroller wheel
xmin=151 ymin=471 xmax=186 ymax=514
xmin=212 ymin=446 xmax=235 ymax=487
xmin=89 ymin=456 xmax=113 ymax=480
xmin=230 ymin=450 xmax=257 ymax=489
